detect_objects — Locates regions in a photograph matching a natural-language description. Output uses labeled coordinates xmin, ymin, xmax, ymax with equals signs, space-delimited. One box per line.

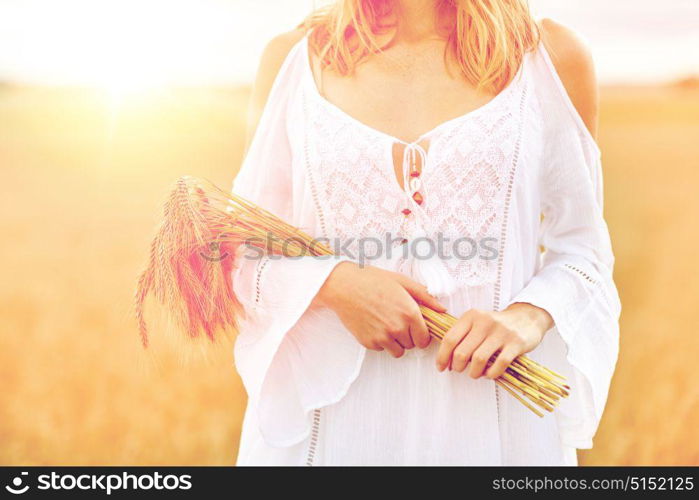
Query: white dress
xmin=230 ymin=32 xmax=621 ymax=466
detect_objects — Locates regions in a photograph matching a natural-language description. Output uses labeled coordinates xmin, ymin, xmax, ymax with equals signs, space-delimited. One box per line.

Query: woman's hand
xmin=315 ymin=262 xmax=446 ymax=358
xmin=435 ymin=303 xmax=553 ymax=379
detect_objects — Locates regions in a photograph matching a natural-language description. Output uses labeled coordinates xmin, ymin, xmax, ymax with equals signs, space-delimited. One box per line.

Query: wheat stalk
xmin=135 ymin=176 xmax=569 ymax=416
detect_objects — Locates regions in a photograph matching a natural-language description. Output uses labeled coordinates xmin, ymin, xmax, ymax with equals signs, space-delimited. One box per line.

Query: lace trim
xmin=563 ymin=263 xmax=619 ymax=314
xmin=492 ymin=85 xmax=529 ymax=311
xmin=306 ymin=408 xmax=322 ymax=466
xmin=564 ymin=263 xmax=597 ymax=285
xmin=254 ymin=257 xmax=271 ymax=307
xmin=302 ymin=90 xmax=329 ymax=239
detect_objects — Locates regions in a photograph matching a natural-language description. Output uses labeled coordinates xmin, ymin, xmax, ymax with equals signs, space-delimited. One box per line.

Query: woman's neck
xmin=393 ymin=0 xmax=443 ymax=42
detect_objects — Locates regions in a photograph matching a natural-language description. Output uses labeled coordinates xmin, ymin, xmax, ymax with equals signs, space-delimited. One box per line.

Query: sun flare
xmin=84 ymin=1 xmax=184 ymax=98
xmin=6 ymin=0 xmax=250 ymax=104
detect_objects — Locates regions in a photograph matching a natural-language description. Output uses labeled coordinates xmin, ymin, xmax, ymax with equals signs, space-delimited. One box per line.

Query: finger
xmin=393 ymin=327 xmax=415 ymax=350
xmin=453 ymin=310 xmax=497 ymax=373
xmin=435 ymin=314 xmax=473 ymax=371
xmin=469 ymin=337 xmax=503 ymax=379
xmin=365 ymin=340 xmax=384 ymax=352
xmin=408 ymin=312 xmax=430 ymax=349
xmin=485 ymin=344 xmax=520 ymax=379
xmin=393 ymin=274 xmax=447 ymax=313
xmin=450 ymin=326 xmax=488 ymax=372
xmin=380 ymin=337 xmax=405 ymax=358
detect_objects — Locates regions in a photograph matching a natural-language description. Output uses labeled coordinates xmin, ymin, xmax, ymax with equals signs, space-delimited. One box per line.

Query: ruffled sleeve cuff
xmin=509 ymin=261 xmax=620 ymax=449
xmin=232 ymin=255 xmax=366 ymax=447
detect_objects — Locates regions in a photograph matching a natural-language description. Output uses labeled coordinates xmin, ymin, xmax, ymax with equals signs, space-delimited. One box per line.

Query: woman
xmin=231 ymin=0 xmax=620 ymax=466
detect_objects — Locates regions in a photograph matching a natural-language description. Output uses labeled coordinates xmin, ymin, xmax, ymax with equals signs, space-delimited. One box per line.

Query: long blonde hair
xmin=301 ymin=0 xmax=539 ymax=93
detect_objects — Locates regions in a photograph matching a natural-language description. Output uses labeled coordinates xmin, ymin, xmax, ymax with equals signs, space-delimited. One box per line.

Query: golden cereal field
xmin=0 ymin=84 xmax=697 ymax=465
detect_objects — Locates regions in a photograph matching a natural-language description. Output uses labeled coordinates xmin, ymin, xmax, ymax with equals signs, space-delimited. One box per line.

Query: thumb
xmin=394 ymin=273 xmax=447 ymax=313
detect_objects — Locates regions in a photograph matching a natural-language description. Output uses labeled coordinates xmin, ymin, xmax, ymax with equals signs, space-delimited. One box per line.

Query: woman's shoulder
xmin=253 ymin=29 xmax=307 ymax=104
xmin=537 ymin=18 xmax=599 ymax=138
xmin=246 ymin=28 xmax=306 ymax=144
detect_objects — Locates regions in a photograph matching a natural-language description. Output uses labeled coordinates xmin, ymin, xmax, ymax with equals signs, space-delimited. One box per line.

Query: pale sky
xmin=0 ymin=0 xmax=696 ymax=87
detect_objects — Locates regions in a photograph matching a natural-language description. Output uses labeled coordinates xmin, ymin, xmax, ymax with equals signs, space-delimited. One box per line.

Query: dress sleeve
xmin=508 ymin=43 xmax=621 ymax=448
xmin=229 ymin=37 xmax=365 ymax=448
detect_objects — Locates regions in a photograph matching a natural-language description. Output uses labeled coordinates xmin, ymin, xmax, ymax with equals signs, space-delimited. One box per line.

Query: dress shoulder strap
xmin=303 ymin=31 xmax=326 ymax=98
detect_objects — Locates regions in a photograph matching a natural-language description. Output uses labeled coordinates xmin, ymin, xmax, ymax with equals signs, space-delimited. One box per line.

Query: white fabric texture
xmin=230 ymin=32 xmax=621 ymax=466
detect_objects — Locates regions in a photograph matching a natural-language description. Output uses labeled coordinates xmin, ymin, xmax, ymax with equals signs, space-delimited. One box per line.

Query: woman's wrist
xmin=314 ymin=261 xmax=359 ymax=309
xmin=505 ymin=301 xmax=554 ymax=338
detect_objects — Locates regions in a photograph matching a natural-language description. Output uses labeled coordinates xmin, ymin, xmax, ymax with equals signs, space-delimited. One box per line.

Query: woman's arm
xmin=436 ymin=19 xmax=601 ymax=380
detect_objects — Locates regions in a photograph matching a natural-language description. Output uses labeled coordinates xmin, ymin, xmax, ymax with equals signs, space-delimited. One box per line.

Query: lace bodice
xmin=301 ymin=40 xmax=537 ymax=287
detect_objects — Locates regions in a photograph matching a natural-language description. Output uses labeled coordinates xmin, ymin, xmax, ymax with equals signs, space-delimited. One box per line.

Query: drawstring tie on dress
xmin=397 ymin=142 xmax=457 ymax=298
